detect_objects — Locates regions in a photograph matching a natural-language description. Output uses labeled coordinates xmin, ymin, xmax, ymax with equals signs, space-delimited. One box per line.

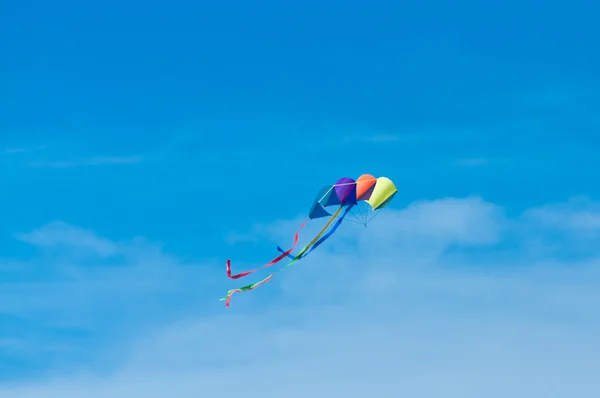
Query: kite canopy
xmin=365 ymin=176 xmax=397 ymax=210
xmin=356 ymin=174 xmax=377 ymax=200
xmin=309 ymin=174 xmax=397 ymax=225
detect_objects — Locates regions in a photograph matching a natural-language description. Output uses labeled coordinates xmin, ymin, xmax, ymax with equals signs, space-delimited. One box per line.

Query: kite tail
xmin=277 ymin=205 xmax=353 ymax=260
xmin=220 ymin=273 xmax=275 ymax=307
xmin=226 ymin=220 xmax=307 ymax=279
xmin=222 ymin=207 xmax=343 ymax=307
xmin=280 ymin=206 xmax=343 ymax=269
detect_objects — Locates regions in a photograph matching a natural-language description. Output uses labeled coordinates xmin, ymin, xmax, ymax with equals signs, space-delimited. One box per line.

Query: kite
xmin=221 ymin=174 xmax=397 ymax=307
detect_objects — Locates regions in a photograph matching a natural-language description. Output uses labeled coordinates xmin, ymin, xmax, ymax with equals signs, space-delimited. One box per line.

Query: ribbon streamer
xmin=226 ymin=221 xmax=307 ymax=279
xmin=221 ymin=207 xmax=343 ymax=306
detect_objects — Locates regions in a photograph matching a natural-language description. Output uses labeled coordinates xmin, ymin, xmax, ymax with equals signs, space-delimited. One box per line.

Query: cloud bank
xmin=1 ymin=196 xmax=599 ymax=397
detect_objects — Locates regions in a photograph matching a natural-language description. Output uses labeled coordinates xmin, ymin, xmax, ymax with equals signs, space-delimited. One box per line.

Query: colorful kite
xmin=221 ymin=174 xmax=397 ymax=307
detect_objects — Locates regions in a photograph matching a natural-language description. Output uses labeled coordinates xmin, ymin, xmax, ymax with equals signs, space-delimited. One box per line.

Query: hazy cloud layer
xmin=1 ymin=196 xmax=599 ymax=397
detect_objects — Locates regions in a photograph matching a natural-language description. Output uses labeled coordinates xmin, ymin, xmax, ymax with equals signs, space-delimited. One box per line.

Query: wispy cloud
xmin=3 ymin=148 xmax=30 ymax=155
xmin=2 ymin=145 xmax=48 ymax=156
xmin=344 ymin=133 xmax=402 ymax=143
xmin=1 ymin=145 xmax=142 ymax=168
xmin=1 ymin=142 xmax=143 ymax=168
xmin=28 ymin=155 xmax=143 ymax=168
xmin=341 ymin=129 xmax=431 ymax=145
xmin=454 ymin=157 xmax=515 ymax=167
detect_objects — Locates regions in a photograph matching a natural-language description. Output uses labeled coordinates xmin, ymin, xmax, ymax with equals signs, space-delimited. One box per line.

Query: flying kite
xmin=221 ymin=174 xmax=397 ymax=307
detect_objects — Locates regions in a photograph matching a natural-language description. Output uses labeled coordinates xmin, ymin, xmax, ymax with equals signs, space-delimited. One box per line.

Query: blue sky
xmin=1 ymin=0 xmax=600 ymax=396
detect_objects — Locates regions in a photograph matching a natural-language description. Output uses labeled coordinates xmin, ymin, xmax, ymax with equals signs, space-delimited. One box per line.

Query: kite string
xmin=315 ymin=178 xmax=377 ymax=204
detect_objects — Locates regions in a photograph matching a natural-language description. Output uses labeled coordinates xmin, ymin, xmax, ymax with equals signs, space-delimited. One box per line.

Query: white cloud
xmin=358 ymin=196 xmax=505 ymax=245
xmin=1 ymin=197 xmax=600 ymax=397
xmin=1 ymin=223 xmax=215 ymax=333
xmin=15 ymin=221 xmax=119 ymax=257
xmin=522 ymin=197 xmax=600 ymax=232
